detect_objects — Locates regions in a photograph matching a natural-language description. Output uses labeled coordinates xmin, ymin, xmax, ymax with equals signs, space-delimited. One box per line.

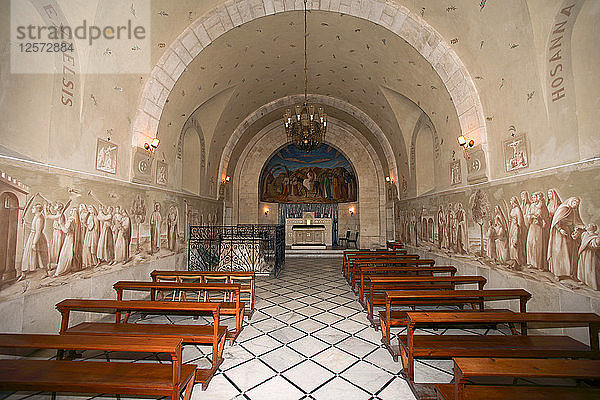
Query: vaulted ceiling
xmin=156 ymin=10 xmax=460 ymax=183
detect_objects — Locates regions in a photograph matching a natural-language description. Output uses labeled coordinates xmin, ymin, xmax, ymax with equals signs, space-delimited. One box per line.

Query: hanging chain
xmin=303 ymin=0 xmax=308 ymax=101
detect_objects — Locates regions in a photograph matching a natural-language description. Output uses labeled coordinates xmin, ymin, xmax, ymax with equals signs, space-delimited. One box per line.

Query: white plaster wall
xmin=0 ymin=253 xmax=186 ymax=334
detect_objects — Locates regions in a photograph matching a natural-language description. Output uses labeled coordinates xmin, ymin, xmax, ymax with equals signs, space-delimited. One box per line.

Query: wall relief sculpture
xmin=259 ymin=144 xmax=357 ymax=204
xmin=396 ymin=167 xmax=599 ymax=292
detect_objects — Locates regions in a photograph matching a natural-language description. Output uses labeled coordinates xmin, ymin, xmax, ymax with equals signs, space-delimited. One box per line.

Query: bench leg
xmin=181 ymin=370 xmax=196 ymax=400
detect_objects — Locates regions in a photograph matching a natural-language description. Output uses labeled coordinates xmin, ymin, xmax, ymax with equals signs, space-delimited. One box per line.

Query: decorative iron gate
xmin=188 ymin=225 xmax=285 ymax=276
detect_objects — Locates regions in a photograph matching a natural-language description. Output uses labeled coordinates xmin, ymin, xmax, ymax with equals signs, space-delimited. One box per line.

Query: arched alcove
xmin=182 ymin=127 xmax=203 ymax=195
xmin=415 ymin=125 xmax=435 ymax=196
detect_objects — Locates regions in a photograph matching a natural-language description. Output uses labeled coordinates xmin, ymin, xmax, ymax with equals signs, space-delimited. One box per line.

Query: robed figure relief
xmin=526 ymin=192 xmax=549 ymax=270
xmin=150 ymin=203 xmax=162 ymax=254
xmin=19 ymin=204 xmax=49 ymax=280
xmin=46 ymin=202 xmax=66 ymax=269
xmin=55 ymin=208 xmax=78 ymax=276
xmin=548 ymin=197 xmax=585 ymax=279
xmin=97 ymin=207 xmax=114 ymax=264
xmin=577 ymin=224 xmax=600 ymax=290
xmin=167 ymin=206 xmax=179 ymax=252
xmin=493 ymin=206 xmax=510 ymax=263
xmin=508 ymin=197 xmax=526 ymax=267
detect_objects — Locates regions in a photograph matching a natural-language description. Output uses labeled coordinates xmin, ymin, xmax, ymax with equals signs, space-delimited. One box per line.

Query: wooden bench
xmin=114 ymin=280 xmax=245 ymax=343
xmin=399 ymin=311 xmax=600 ymax=380
xmin=387 ymin=240 xmax=404 ymax=251
xmin=351 ymin=258 xmax=435 ymax=291
xmin=438 ymin=357 xmax=600 ymax=400
xmin=0 ymin=333 xmax=196 ymax=400
xmin=151 ymin=270 xmax=256 ymax=319
xmin=365 ymin=275 xmax=486 ymax=324
xmin=56 ymin=298 xmax=227 ymax=389
xmin=381 ymin=288 xmax=529 ymax=361
xmin=356 ymin=264 xmax=457 ymax=300
xmin=435 ymin=383 xmax=600 ymax=400
xmin=343 ymin=250 xmax=410 ymax=280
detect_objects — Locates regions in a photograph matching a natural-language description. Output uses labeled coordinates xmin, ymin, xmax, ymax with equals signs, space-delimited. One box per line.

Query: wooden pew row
xmin=56 ymin=299 xmax=227 ymax=390
xmin=151 ymin=270 xmax=256 ymax=319
xmin=365 ymin=275 xmax=487 ymax=326
xmin=435 ymin=357 xmax=600 ymax=400
xmin=114 ymin=280 xmax=245 ymax=343
xmin=0 ymin=333 xmax=196 ymax=400
xmin=351 ymin=258 xmax=437 ymax=292
xmin=380 ymin=289 xmax=530 ymax=361
xmin=398 ymin=311 xmax=600 ymax=381
xmin=356 ymin=265 xmax=457 ymax=302
xmin=386 ymin=240 xmax=404 ymax=251
xmin=343 ymin=250 xmax=411 ymax=281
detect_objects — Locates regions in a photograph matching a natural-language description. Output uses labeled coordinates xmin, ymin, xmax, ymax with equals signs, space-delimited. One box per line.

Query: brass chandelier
xmin=283 ymin=0 xmax=327 ymax=152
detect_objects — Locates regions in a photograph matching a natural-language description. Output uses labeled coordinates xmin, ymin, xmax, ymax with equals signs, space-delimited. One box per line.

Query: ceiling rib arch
xmin=218 ymin=93 xmax=401 ymax=196
xmin=131 ymin=0 xmax=489 ymax=182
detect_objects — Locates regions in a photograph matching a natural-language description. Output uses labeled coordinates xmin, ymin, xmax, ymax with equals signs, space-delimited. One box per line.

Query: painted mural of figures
xmin=70 ymin=207 xmax=83 ymax=273
xmin=547 ymin=189 xmax=562 ymax=221
xmin=577 ymin=224 xmax=600 ymax=290
xmin=411 ymin=209 xmax=417 ymax=246
xmin=548 ymin=197 xmax=585 ymax=279
xmin=83 ymin=206 xmax=99 ymax=268
xmin=150 ymin=202 xmax=162 ymax=254
xmin=167 ymin=206 xmax=179 ymax=252
xmin=494 ymin=206 xmax=510 ymax=263
xmin=113 ymin=214 xmax=127 ymax=263
xmin=446 ymin=203 xmax=453 ymax=250
xmin=526 ymin=192 xmax=549 ymax=270
xmin=508 ymin=197 xmax=526 ymax=267
xmin=97 ymin=206 xmax=114 ymax=264
xmin=437 ymin=206 xmax=444 ymax=248
xmin=121 ymin=209 xmax=131 ymax=261
xmin=19 ymin=204 xmax=49 ymax=280
xmin=520 ymin=191 xmax=532 ymax=230
xmin=455 ymin=203 xmax=469 ymax=254
xmin=45 ymin=202 xmax=66 ymax=268
xmin=55 ymin=208 xmax=77 ymax=276
xmin=486 ymin=219 xmax=497 ymax=260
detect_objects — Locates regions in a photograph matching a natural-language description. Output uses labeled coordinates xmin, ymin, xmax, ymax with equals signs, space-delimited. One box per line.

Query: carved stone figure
xmin=486 ymin=219 xmax=496 ymax=260
xmin=55 ymin=208 xmax=77 ymax=276
xmin=494 ymin=206 xmax=509 ymax=263
xmin=150 ymin=202 xmax=162 ymax=254
xmin=547 ymin=188 xmax=562 ymax=222
xmin=97 ymin=206 xmax=114 ymax=264
xmin=508 ymin=197 xmax=526 ymax=267
xmin=455 ymin=203 xmax=468 ymax=254
xmin=19 ymin=204 xmax=49 ymax=280
xmin=577 ymin=224 xmax=600 ymax=290
xmin=46 ymin=202 xmax=65 ymax=269
xmin=167 ymin=206 xmax=179 ymax=252
xmin=526 ymin=192 xmax=549 ymax=270
xmin=446 ymin=203 xmax=454 ymax=251
xmin=548 ymin=197 xmax=585 ymax=279
xmin=437 ymin=206 xmax=444 ymax=248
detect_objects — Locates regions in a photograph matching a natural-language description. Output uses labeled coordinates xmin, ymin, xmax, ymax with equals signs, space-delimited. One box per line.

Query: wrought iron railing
xmin=188 ymin=225 xmax=285 ymax=276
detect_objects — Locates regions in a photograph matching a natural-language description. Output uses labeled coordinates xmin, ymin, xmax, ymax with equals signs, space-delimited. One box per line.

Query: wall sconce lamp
xmin=349 ymin=206 xmax=355 ymax=216
xmin=222 ymin=175 xmax=231 ymax=184
xmin=264 ymin=207 xmax=270 ymax=216
xmin=457 ymin=135 xmax=474 ymax=148
xmin=144 ymin=138 xmax=160 ymax=153
xmin=385 ymin=176 xmax=394 ymax=184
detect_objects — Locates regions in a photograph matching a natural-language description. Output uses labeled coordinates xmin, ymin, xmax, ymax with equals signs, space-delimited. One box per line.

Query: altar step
xmin=285 ymin=248 xmax=345 ymax=258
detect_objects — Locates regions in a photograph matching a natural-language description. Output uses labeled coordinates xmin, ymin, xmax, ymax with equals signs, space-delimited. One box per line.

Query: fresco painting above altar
xmin=259 ymin=144 xmax=357 ymax=204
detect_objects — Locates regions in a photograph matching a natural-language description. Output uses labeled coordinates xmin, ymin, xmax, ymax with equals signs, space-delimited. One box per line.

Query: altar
xmin=286 ymin=212 xmax=332 ymax=248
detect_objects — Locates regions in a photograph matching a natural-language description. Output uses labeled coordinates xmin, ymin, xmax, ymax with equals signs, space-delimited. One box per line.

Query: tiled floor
xmin=7 ymin=257 xmax=464 ymax=400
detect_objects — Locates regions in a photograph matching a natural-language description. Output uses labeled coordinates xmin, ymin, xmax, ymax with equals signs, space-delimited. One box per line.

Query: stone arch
xmin=131 ymin=0 xmax=489 ymax=179
xmin=180 ymin=120 xmax=204 ymax=195
xmin=232 ymin=118 xmax=387 ymax=248
xmin=218 ymin=94 xmax=400 ymax=195
xmin=409 ymin=112 xmax=440 ymax=196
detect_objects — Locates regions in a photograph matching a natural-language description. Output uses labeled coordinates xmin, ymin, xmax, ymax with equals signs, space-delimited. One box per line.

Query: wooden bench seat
xmin=343 ymin=250 xmax=409 ymax=279
xmin=350 ymin=257 xmax=428 ymax=290
xmin=0 ymin=333 xmax=196 ymax=400
xmin=435 ymin=383 xmax=600 ymax=400
xmin=364 ymin=275 xmax=486 ymax=320
xmin=114 ymin=280 xmax=245 ymax=342
xmin=56 ymin=299 xmax=227 ymax=390
xmin=450 ymin=357 xmax=600 ymax=400
xmin=151 ymin=270 xmax=256 ymax=319
xmin=399 ymin=311 xmax=600 ymax=380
